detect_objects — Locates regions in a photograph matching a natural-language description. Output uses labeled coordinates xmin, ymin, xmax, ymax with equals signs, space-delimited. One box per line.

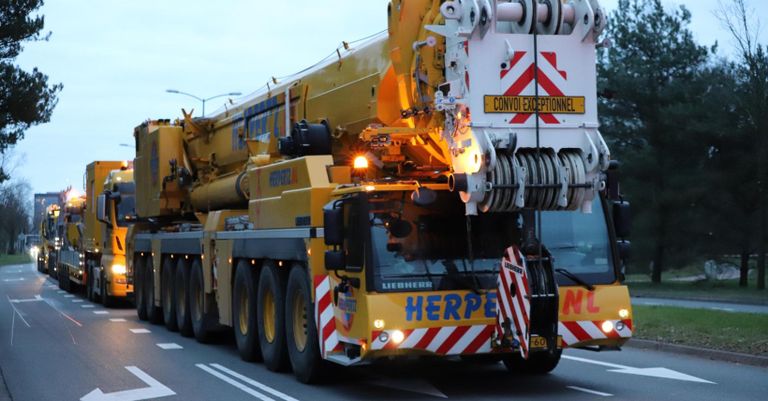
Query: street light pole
xmin=165 ymin=89 xmax=242 ymax=117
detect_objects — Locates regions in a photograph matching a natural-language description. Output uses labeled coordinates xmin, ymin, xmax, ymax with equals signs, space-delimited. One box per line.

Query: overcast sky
xmin=12 ymin=0 xmax=768 ymax=196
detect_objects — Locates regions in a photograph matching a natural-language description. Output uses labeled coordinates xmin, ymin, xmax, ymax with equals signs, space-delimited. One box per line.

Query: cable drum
xmin=480 ymin=149 xmax=589 ymax=212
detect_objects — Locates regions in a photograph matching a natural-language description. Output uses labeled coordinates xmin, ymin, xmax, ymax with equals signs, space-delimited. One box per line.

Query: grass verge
xmin=633 ymin=305 xmax=768 ymax=356
xmin=629 ymin=280 xmax=768 ymax=305
xmin=0 ymin=253 xmax=31 ymax=267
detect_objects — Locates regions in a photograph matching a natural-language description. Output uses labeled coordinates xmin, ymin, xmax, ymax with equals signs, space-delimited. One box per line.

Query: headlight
xmin=373 ymin=319 xmax=385 ymax=329
xmin=601 ymin=320 xmax=615 ymax=333
xmin=619 ymin=308 xmax=630 ymax=319
xmin=391 ymin=330 xmax=405 ymax=345
xmin=111 ymin=264 xmax=126 ymax=275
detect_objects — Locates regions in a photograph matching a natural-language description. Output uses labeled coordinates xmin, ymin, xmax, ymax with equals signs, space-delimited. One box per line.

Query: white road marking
xmin=563 ymin=355 xmax=716 ymax=384
xmin=81 ymin=305 xmax=95 ymax=308
xmin=64 ymin=294 xmax=75 ymax=298
xmin=156 ymin=343 xmax=183 ymax=350
xmin=80 ymin=366 xmax=175 ymax=401
xmin=9 ymin=295 xmax=44 ymax=303
xmin=72 ymin=299 xmax=84 ymax=303
xmin=93 ymin=311 xmax=109 ymax=315
xmin=567 ymin=386 xmax=613 ymax=397
xmin=110 ymin=318 xmax=127 ymax=322
xmin=196 ymin=364 xmax=275 ymax=401
xmin=209 ymin=364 xmax=300 ymax=401
xmin=6 ymin=296 xmax=30 ymax=328
xmin=3 ymin=278 xmax=25 ymax=282
xmin=58 ymin=290 xmax=66 ymax=294
xmin=712 ymin=307 xmax=736 ymax=312
xmin=130 ymin=328 xmax=151 ymax=334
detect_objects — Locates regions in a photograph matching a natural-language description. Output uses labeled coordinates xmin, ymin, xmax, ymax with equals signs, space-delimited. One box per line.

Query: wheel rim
xmin=238 ymin=286 xmax=249 ymax=336
xmin=263 ymin=289 xmax=276 ymax=343
xmin=292 ymin=289 xmax=308 ymax=352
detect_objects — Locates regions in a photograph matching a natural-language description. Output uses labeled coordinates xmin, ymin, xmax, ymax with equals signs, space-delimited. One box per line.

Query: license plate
xmin=530 ymin=336 xmax=548 ymax=349
xmin=484 ymin=95 xmax=585 ymax=114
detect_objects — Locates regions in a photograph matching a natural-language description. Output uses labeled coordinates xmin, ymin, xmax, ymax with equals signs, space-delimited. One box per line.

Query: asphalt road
xmin=632 ymin=297 xmax=768 ymax=314
xmin=1 ymin=262 xmax=766 ymax=401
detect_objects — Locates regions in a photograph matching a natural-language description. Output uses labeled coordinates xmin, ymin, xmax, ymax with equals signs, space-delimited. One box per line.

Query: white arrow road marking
xmin=366 ymin=376 xmax=448 ymax=398
xmin=9 ymin=295 xmax=44 ymax=303
xmin=567 ymin=386 xmax=613 ymax=397
xmin=80 ymin=366 xmax=175 ymax=401
xmin=563 ymin=355 xmax=716 ymax=384
xmin=196 ymin=363 xmax=299 ymax=401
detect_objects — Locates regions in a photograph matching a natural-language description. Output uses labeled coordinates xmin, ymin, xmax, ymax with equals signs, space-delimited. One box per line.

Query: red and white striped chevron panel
xmin=559 ymin=319 xmax=633 ymax=347
xmin=314 ymin=275 xmax=343 ymax=357
xmin=495 ymin=246 xmax=531 ymax=358
xmin=371 ymin=325 xmax=494 ymax=355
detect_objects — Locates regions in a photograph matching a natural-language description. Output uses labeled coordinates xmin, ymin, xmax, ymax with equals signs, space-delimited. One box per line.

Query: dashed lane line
xmin=156 ymin=343 xmax=183 ymax=350
xmin=93 ymin=311 xmax=109 ymax=315
xmin=72 ymin=299 xmax=83 ymax=303
xmin=109 ymin=318 xmax=127 ymax=322
xmin=81 ymin=304 xmax=95 ymax=308
xmin=130 ymin=328 xmax=151 ymax=334
xmin=567 ymin=386 xmax=613 ymax=397
xmin=64 ymin=294 xmax=74 ymax=298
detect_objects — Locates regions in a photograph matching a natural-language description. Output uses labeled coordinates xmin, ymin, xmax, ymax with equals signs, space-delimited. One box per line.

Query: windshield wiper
xmin=556 ymin=268 xmax=595 ymax=291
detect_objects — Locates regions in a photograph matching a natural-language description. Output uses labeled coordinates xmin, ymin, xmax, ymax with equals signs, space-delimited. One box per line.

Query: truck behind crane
xmin=127 ymin=0 xmax=632 ymax=383
xmin=83 ymin=161 xmax=136 ymax=306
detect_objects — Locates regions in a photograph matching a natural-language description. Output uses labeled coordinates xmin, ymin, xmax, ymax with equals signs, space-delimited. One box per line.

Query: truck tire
xmin=233 ymin=260 xmax=262 ymax=362
xmin=162 ymin=256 xmax=178 ymax=332
xmin=175 ymin=258 xmax=193 ymax=337
xmin=101 ymin=271 xmax=115 ymax=307
xmin=85 ymin=263 xmax=95 ymax=302
xmin=190 ymin=258 xmax=215 ymax=343
xmin=145 ymin=257 xmax=163 ymax=324
xmin=285 ymin=264 xmax=323 ymax=383
xmin=58 ymin=265 xmax=66 ymax=289
xmin=135 ymin=255 xmax=148 ymax=321
xmin=257 ymin=261 xmax=289 ymax=372
xmin=502 ymin=349 xmax=562 ymax=375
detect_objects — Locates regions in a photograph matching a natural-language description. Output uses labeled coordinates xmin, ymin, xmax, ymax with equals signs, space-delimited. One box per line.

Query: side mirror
xmin=96 ymin=194 xmax=108 ymax=224
xmin=617 ymin=240 xmax=631 ymax=261
xmin=612 ymin=200 xmax=631 ymax=238
xmin=324 ymin=250 xmax=346 ymax=271
xmin=324 ymin=207 xmax=344 ymax=246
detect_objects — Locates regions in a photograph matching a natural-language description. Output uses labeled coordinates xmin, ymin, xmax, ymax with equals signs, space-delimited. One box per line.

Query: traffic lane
xmin=632 ymin=297 xmax=768 ymax=314
xmin=0 ymin=265 xmax=318 ymax=401
xmin=2 ymin=263 xmax=765 ymax=401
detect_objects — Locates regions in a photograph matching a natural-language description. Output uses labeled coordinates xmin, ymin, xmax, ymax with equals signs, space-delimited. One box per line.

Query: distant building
xmin=32 ymin=192 xmax=61 ymax=234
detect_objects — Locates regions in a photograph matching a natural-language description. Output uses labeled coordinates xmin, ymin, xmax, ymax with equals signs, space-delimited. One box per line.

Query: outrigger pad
xmin=496 ymin=246 xmax=532 ymax=358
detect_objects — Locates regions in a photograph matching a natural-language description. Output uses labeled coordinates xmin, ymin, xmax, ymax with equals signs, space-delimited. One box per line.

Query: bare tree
xmin=718 ymin=0 xmax=768 ymax=290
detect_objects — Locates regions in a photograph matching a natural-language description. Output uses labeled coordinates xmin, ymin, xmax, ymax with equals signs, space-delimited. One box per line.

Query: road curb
xmin=630 ymin=294 xmax=768 ymax=307
xmin=626 ymin=338 xmax=768 ymax=368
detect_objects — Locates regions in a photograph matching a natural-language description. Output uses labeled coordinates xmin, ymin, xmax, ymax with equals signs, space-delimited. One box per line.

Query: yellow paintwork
xmin=83 ymin=162 xmax=135 ymax=298
xmin=85 ymin=161 xmax=124 ymax=253
xmin=558 ymin=283 xmax=633 ymax=347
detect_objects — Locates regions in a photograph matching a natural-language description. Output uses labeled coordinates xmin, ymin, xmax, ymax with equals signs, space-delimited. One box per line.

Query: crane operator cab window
xmin=366 ymin=191 xmax=617 ymax=293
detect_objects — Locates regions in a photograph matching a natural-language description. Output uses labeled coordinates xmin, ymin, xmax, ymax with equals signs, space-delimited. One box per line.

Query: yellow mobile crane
xmin=84 ymin=161 xmax=136 ymax=306
xmin=129 ymin=0 xmax=632 ymax=383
